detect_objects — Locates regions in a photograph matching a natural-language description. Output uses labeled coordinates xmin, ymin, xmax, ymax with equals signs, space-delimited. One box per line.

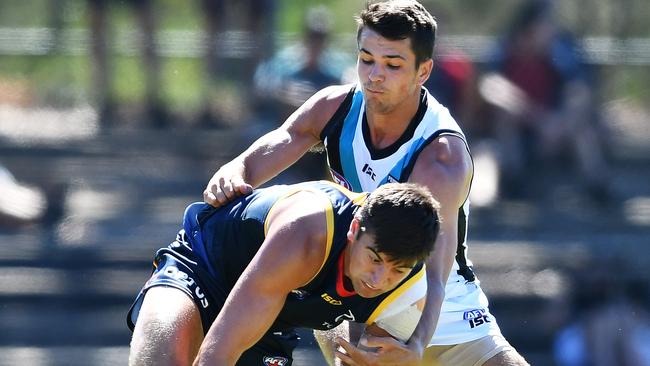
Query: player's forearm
xmin=406 ymin=281 xmax=444 ymax=353
xmin=193 ymin=337 xmax=241 ymax=366
xmin=237 ymin=129 xmax=308 ymax=188
xmin=193 ymin=353 xmax=237 ymax=366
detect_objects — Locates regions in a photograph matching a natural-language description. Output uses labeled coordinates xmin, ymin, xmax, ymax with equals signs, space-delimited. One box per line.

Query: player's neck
xmin=366 ymin=90 xmax=421 ymax=149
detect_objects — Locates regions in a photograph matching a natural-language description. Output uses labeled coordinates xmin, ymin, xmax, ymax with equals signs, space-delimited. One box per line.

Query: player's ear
xmin=347 ymin=217 xmax=360 ymax=243
xmin=417 ymin=58 xmax=433 ymax=85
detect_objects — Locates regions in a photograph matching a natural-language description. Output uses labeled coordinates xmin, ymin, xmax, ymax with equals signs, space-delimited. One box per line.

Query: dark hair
xmin=356 ymin=183 xmax=440 ymax=264
xmin=356 ymin=0 xmax=437 ymax=67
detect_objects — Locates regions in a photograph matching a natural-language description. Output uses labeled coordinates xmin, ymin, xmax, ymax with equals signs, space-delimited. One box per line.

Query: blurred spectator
xmin=426 ymin=47 xmax=479 ymax=135
xmin=251 ymin=5 xmax=352 ymax=183
xmin=252 ymin=5 xmax=351 ymax=121
xmin=426 ymin=48 xmax=502 ymax=207
xmin=480 ymin=0 xmax=612 ymax=202
xmin=198 ymin=0 xmax=276 ymax=127
xmin=87 ymin=0 xmax=167 ymax=128
xmin=553 ymin=268 xmax=650 ymax=366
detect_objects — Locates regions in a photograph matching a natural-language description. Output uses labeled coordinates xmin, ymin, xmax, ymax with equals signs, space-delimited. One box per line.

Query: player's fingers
xmin=362 ymin=335 xmax=403 ymax=349
xmin=335 ymin=349 xmax=357 ymax=366
xmin=203 ymin=188 xmax=215 ymax=206
xmin=336 ymin=337 xmax=370 ymax=361
xmin=230 ymin=175 xmax=253 ymax=195
xmin=335 ymin=337 xmax=356 ymax=354
xmin=213 ymin=189 xmax=229 ymax=206
xmin=220 ymin=181 xmax=237 ymax=200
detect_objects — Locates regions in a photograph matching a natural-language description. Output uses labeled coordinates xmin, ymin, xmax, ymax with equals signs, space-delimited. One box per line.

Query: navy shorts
xmin=127 ymin=230 xmax=299 ymax=366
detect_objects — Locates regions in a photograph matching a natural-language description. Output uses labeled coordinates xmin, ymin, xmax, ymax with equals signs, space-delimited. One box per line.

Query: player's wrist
xmin=406 ymin=338 xmax=426 ymax=360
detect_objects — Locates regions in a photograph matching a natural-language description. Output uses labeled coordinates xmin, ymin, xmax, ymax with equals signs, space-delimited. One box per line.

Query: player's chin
xmin=356 ymin=282 xmax=383 ymax=298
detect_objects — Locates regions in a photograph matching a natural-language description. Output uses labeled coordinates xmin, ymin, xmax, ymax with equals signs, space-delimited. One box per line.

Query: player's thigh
xmin=129 ymin=286 xmax=204 ymax=366
xmin=421 ymin=344 xmax=452 ymax=366
xmin=421 ymin=334 xmax=527 ymax=366
xmin=482 ymin=348 xmax=529 ymax=366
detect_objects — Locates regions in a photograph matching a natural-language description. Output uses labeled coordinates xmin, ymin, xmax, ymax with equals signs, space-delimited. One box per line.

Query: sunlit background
xmin=1 ymin=1 xmax=649 ymax=365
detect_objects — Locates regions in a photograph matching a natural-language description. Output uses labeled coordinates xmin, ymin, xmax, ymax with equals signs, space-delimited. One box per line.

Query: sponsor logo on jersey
xmin=322 ymin=310 xmax=356 ymax=329
xmin=329 ymin=168 xmax=352 ymax=190
xmin=263 ymin=356 xmax=288 ymax=366
xmin=463 ymin=308 xmax=491 ymax=329
xmin=335 ymin=310 xmax=355 ymax=323
xmin=361 ymin=163 xmax=377 ymax=181
xmin=291 ymin=289 xmax=309 ymax=300
xmin=321 ymin=293 xmax=342 ymax=305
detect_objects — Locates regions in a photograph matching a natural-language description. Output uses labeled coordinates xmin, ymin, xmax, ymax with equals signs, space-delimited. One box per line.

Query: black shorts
xmin=127 ymin=230 xmax=300 ymax=366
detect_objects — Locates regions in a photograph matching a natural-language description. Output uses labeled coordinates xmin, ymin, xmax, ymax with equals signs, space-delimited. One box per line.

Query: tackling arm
xmin=405 ymin=134 xmax=474 ymax=356
xmin=193 ymin=192 xmax=329 ymax=365
xmin=204 ymin=85 xmax=350 ymax=207
xmin=331 ymin=136 xmax=473 ymax=366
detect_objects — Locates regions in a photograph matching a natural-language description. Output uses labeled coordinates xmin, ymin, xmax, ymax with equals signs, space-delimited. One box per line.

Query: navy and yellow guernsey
xmin=183 ymin=180 xmax=425 ymax=332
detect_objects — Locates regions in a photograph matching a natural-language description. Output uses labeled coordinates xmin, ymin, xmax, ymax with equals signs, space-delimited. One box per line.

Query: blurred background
xmin=0 ymin=0 xmax=649 ymax=365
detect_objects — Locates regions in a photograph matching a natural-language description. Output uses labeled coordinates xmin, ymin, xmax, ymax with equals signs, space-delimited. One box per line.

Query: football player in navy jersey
xmin=128 ymin=182 xmax=439 ymax=366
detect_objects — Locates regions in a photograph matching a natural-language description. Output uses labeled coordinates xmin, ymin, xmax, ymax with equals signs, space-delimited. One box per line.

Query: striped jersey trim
xmin=263 ymin=188 xmax=335 ymax=286
xmin=365 ymin=265 xmax=426 ymax=325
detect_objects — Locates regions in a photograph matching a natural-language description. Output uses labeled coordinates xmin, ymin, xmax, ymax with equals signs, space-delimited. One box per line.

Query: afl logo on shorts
xmin=463 ymin=308 xmax=491 ymax=329
xmin=263 ymin=356 xmax=288 ymax=366
xmin=329 ymin=169 xmax=352 ymax=190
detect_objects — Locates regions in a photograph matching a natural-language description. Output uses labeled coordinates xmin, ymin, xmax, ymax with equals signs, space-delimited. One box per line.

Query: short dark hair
xmin=356 ymin=183 xmax=440 ymax=264
xmin=356 ymin=0 xmax=437 ymax=67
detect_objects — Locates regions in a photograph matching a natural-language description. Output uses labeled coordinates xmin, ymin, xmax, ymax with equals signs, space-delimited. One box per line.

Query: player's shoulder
xmin=269 ymin=189 xmax=331 ymax=233
xmin=265 ymin=189 xmax=332 ymax=263
xmin=307 ymin=84 xmax=355 ymax=116
xmin=421 ymin=134 xmax=471 ymax=168
xmin=411 ymin=135 xmax=473 ymax=190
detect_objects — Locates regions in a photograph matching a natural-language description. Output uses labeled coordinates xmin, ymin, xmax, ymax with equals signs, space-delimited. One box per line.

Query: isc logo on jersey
xmin=321 ymin=293 xmax=342 ymax=305
xmin=263 ymin=356 xmax=288 ymax=366
xmin=463 ymin=308 xmax=491 ymax=329
xmin=361 ymin=163 xmax=376 ymax=181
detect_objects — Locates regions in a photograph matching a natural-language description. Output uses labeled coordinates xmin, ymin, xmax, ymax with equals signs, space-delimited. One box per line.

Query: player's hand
xmin=335 ymin=336 xmax=422 ymax=366
xmin=203 ymin=169 xmax=253 ymax=207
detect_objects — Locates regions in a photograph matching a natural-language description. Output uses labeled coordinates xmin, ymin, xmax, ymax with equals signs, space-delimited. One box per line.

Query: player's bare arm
xmin=193 ymin=191 xmax=329 ymax=365
xmin=203 ymin=85 xmax=350 ymax=207
xmin=406 ymin=134 xmax=474 ymax=354
xmin=338 ymin=135 xmax=473 ymax=365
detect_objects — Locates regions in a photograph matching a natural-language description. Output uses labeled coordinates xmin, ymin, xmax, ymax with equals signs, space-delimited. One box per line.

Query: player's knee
xmin=130 ymin=318 xmax=203 ymax=366
xmin=129 ymin=288 xmax=203 ymax=366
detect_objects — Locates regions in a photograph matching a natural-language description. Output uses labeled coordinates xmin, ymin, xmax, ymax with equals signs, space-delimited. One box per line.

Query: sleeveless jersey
xmin=185 ymin=181 xmax=426 ymax=341
xmin=319 ymin=85 xmax=502 ymax=345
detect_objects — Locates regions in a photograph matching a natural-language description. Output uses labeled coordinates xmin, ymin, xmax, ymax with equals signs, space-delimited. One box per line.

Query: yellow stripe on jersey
xmin=318 ymin=180 xmax=368 ymax=206
xmin=308 ymin=190 xmax=334 ymax=285
xmin=365 ymin=265 xmax=426 ymax=325
xmin=263 ymin=187 xmax=335 ymax=286
xmin=263 ymin=187 xmax=302 ymax=236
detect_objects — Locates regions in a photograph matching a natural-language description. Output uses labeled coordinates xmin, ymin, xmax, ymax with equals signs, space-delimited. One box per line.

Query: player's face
xmin=357 ymin=28 xmax=431 ymax=115
xmin=345 ymin=220 xmax=416 ymax=298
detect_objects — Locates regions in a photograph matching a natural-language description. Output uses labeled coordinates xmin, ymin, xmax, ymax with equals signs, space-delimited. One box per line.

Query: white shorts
xmin=423 ymin=333 xmax=515 ymax=366
xmin=375 ymin=277 xmax=503 ymax=346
